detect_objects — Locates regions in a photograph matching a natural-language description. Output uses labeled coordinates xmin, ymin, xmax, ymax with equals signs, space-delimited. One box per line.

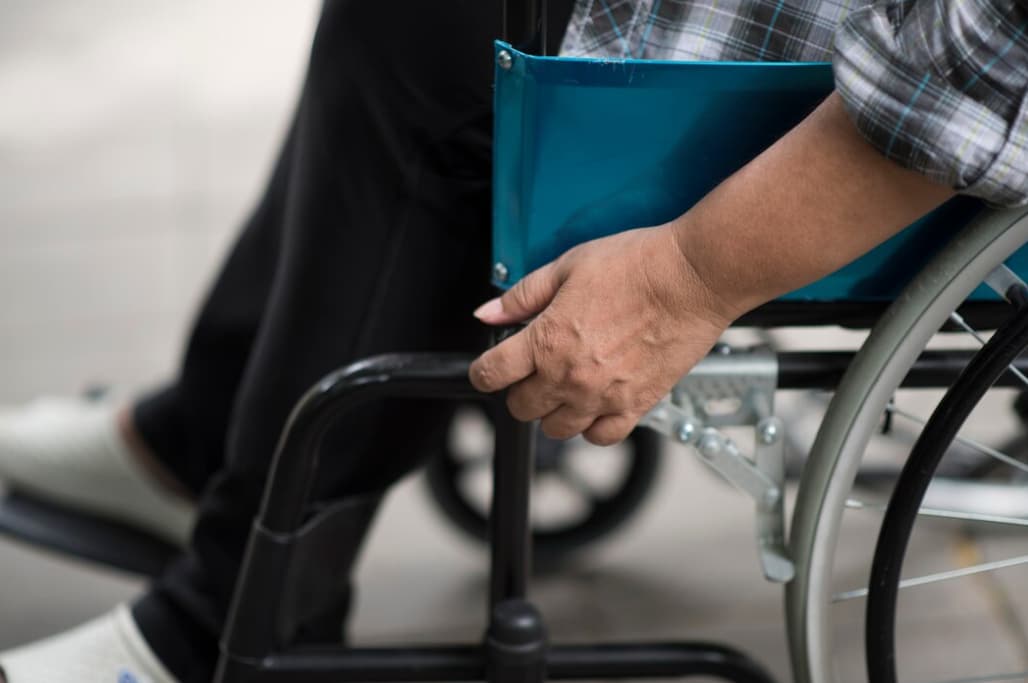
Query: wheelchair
xmin=3 ymin=1 xmax=1028 ymax=681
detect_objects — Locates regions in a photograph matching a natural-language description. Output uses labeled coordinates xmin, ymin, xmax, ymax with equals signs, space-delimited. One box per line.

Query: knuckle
xmin=603 ymin=382 xmax=632 ymax=412
xmin=566 ymin=365 xmax=596 ymax=392
xmin=530 ymin=316 xmax=562 ymax=356
xmin=509 ymin=280 xmax=533 ymax=311
xmin=556 ymin=248 xmax=578 ymax=269
xmin=471 ymin=361 xmax=496 ymax=392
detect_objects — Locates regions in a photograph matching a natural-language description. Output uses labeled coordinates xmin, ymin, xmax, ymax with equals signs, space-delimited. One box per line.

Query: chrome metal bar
xmin=846 ymin=498 xmax=1028 ymax=528
xmin=888 ymin=405 xmax=1028 ymax=476
xmin=920 ymin=669 xmax=1028 ymax=683
xmin=948 ymin=311 xmax=1028 ymax=389
xmin=833 ymin=553 xmax=1028 ymax=602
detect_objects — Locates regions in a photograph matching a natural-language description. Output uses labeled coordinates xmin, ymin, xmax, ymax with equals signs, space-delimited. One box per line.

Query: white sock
xmin=0 ymin=397 xmax=195 ymax=546
xmin=0 ymin=604 xmax=178 ymax=683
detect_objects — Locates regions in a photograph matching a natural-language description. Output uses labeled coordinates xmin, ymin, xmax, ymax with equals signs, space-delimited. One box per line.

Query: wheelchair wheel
xmin=786 ymin=207 xmax=1028 ymax=683
xmin=864 ymin=283 xmax=1028 ymax=682
xmin=425 ymin=404 xmax=661 ymax=568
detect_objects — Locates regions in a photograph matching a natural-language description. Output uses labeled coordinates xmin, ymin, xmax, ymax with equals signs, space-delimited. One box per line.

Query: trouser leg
xmin=133 ymin=1 xmax=502 ymax=681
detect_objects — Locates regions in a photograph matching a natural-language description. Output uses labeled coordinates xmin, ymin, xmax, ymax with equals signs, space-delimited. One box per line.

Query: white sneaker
xmin=0 ymin=397 xmax=195 ymax=546
xmin=0 ymin=604 xmax=178 ymax=683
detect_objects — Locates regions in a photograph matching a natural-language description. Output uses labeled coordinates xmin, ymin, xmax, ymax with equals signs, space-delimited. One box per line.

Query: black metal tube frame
xmin=215 ymin=352 xmax=777 ymax=683
xmin=223 ymin=642 xmax=773 ymax=682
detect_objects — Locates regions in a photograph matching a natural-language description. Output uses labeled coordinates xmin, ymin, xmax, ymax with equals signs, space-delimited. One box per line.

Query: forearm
xmin=671 ymin=91 xmax=955 ymax=319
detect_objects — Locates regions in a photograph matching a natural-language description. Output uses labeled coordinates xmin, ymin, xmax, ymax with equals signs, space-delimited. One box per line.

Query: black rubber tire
xmin=865 ymin=291 xmax=1028 ymax=682
xmin=424 ymin=405 xmax=662 ymax=569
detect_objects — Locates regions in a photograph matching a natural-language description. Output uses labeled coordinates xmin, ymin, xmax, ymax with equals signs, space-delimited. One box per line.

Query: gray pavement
xmin=1 ymin=4 xmax=1026 ymax=682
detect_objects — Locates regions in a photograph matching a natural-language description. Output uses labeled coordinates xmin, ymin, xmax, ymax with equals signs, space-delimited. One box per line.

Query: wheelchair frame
xmin=208 ymin=346 xmax=1028 ymax=683
xmin=214 ymin=352 xmax=777 ymax=683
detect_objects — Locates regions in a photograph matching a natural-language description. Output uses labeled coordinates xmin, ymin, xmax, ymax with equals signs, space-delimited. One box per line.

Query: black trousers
xmin=128 ymin=2 xmax=511 ymax=680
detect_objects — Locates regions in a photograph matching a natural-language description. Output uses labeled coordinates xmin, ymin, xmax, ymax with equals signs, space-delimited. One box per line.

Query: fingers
xmin=583 ymin=413 xmax=638 ymax=446
xmin=539 ymin=408 xmax=638 ymax=444
xmin=473 ymin=260 xmax=563 ymax=326
xmin=505 ymin=374 xmax=561 ymax=421
xmin=539 ymin=405 xmax=596 ymax=440
xmin=469 ymin=328 xmax=535 ymax=393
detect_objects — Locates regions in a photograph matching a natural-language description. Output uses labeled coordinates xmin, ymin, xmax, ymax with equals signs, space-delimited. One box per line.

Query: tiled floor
xmin=1 ymin=4 xmax=1027 ymax=683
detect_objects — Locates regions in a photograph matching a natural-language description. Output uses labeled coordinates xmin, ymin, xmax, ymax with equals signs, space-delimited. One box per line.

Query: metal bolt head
xmin=697 ymin=432 xmax=722 ymax=460
xmin=758 ymin=421 xmax=779 ymax=445
xmin=714 ymin=343 xmax=732 ymax=356
xmin=497 ymin=50 xmax=514 ymax=70
xmin=675 ymin=420 xmax=695 ymax=444
xmin=493 ymin=262 xmax=510 ymax=283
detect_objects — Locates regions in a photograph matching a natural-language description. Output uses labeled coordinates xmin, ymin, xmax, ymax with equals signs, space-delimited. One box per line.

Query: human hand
xmin=468 ymin=224 xmax=736 ymax=445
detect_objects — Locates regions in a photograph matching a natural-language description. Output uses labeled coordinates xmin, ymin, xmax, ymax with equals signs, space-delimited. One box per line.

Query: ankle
xmin=116 ymin=407 xmax=193 ymax=502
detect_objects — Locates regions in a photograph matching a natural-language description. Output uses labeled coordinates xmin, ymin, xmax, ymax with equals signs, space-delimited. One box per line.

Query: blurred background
xmin=0 ymin=1 xmax=318 ymax=397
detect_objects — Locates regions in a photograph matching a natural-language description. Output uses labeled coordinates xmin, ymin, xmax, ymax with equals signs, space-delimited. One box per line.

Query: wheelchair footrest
xmin=0 ymin=490 xmax=178 ymax=577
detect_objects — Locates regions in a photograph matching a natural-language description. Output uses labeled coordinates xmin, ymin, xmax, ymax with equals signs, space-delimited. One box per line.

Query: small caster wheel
xmin=425 ymin=404 xmax=661 ymax=569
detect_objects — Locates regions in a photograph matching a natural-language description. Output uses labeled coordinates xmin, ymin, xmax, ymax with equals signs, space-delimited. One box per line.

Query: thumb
xmin=474 ymin=260 xmax=563 ymax=325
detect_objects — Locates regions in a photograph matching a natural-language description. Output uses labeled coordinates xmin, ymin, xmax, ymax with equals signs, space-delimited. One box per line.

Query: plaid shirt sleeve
xmin=833 ymin=0 xmax=1028 ymax=206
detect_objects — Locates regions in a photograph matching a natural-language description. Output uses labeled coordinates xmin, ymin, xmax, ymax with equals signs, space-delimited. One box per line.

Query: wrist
xmin=664 ymin=214 xmax=765 ymax=323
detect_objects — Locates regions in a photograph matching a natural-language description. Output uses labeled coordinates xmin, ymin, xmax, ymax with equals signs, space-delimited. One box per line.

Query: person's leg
xmin=131 ymin=1 xmax=503 ymax=680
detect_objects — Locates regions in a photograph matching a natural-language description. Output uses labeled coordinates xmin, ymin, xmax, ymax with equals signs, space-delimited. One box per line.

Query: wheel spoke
xmin=984 ymin=263 xmax=1028 ymax=304
xmin=888 ymin=404 xmax=1028 ymax=476
xmin=948 ymin=311 xmax=1028 ymax=390
xmin=919 ymin=669 xmax=1028 ymax=683
xmin=846 ymin=498 xmax=1028 ymax=528
xmin=833 ymin=553 xmax=1028 ymax=602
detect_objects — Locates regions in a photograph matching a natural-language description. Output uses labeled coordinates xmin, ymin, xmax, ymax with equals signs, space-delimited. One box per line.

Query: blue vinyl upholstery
xmin=492 ymin=43 xmax=1013 ymax=301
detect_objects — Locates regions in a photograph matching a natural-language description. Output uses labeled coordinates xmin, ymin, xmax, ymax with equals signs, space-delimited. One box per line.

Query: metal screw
xmin=675 ymin=420 xmax=695 ymax=444
xmin=493 ymin=262 xmax=510 ymax=283
xmin=497 ymin=50 xmax=514 ymax=70
xmin=758 ymin=420 xmax=779 ymax=445
xmin=697 ymin=432 xmax=722 ymax=460
xmin=714 ymin=343 xmax=732 ymax=356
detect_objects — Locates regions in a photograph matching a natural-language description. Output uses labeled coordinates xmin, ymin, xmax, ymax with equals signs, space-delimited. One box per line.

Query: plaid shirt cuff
xmin=832 ymin=0 xmax=1028 ymax=207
